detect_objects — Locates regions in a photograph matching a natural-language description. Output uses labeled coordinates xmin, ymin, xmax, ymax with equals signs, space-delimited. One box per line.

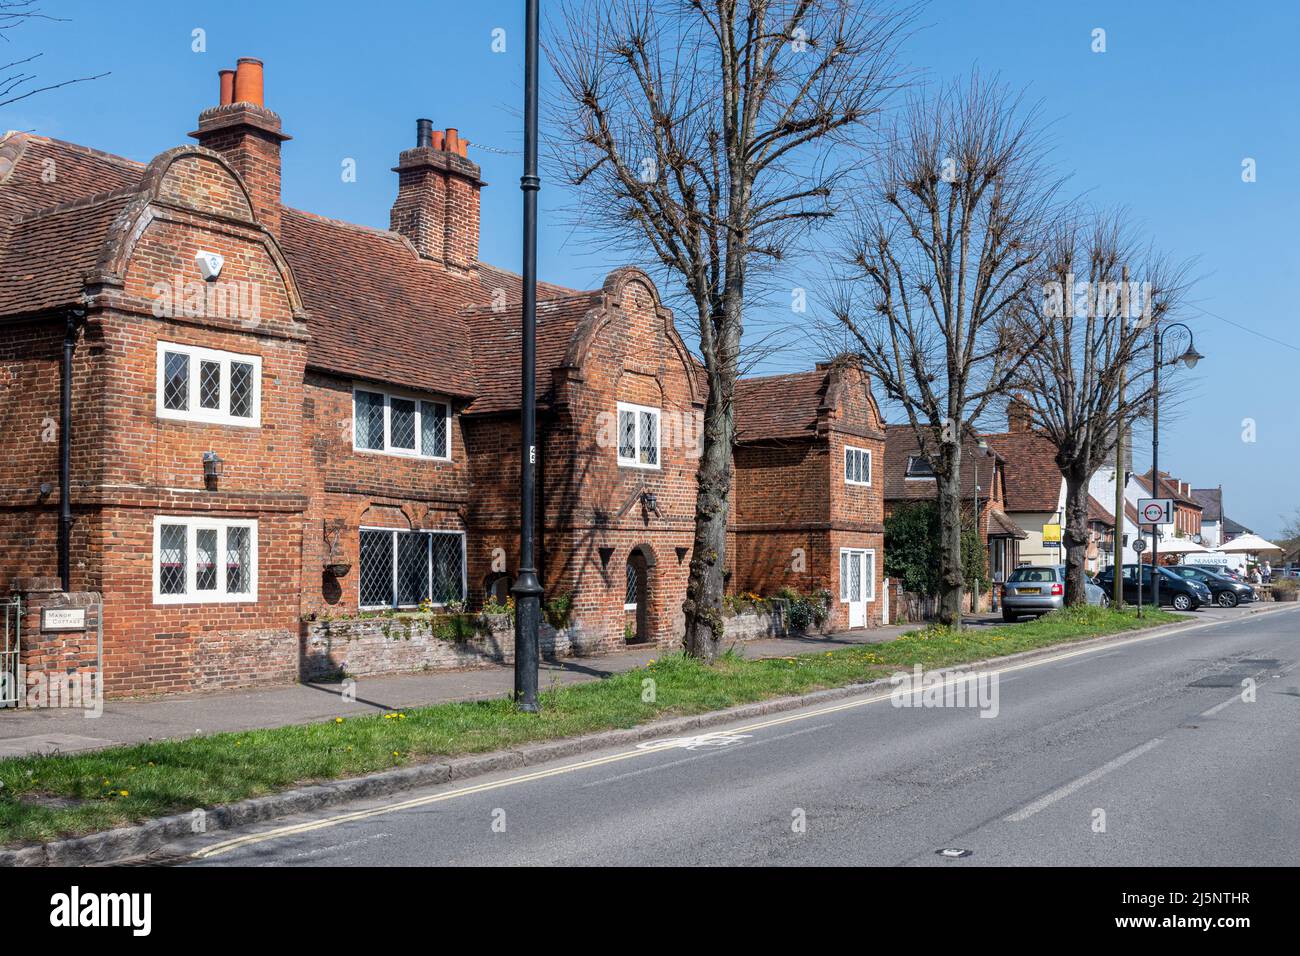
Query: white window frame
xmin=624 ymin=559 xmax=639 ymax=611
xmin=615 ymin=401 xmax=661 ymax=470
xmin=904 ymin=455 xmax=935 ymax=479
xmin=844 ymin=445 xmax=872 ymax=486
xmin=838 ymin=548 xmax=876 ymax=603
xmin=351 ymin=384 xmax=452 ymax=461
xmin=358 ymin=527 xmax=467 ymax=610
xmin=152 ymin=515 xmax=258 ymax=604
xmin=155 ymin=342 xmax=261 ymax=427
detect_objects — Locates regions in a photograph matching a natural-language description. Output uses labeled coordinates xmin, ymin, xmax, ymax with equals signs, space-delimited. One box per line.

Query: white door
xmin=840 ymin=549 xmax=874 ymax=628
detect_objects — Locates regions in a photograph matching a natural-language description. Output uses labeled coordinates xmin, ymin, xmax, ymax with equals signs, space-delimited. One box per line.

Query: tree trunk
xmin=1062 ymin=469 xmax=1091 ymax=606
xmin=682 ymin=373 xmax=734 ymax=660
xmin=935 ymin=442 xmax=965 ymax=628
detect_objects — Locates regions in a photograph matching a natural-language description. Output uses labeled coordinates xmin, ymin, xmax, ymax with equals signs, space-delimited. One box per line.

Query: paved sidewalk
xmin=0 ymin=624 xmax=914 ymax=758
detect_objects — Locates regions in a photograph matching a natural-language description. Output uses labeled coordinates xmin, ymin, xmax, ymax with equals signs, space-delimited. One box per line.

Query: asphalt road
xmin=181 ymin=604 xmax=1300 ymax=866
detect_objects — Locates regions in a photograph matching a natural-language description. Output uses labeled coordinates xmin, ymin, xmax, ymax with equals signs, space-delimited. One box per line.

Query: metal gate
xmin=1 ymin=595 xmax=19 ymax=708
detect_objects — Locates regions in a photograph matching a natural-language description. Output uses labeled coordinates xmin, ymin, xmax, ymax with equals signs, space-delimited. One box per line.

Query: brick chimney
xmin=390 ymin=119 xmax=483 ymax=273
xmin=1007 ymin=394 xmax=1035 ymax=433
xmin=189 ymin=58 xmax=290 ymax=235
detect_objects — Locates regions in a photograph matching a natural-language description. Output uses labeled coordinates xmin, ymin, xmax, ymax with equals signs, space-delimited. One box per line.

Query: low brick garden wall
xmin=300 ymin=614 xmax=575 ymax=681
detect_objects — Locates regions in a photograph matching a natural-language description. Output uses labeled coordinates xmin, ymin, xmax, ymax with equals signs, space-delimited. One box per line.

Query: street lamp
xmin=1149 ymin=321 xmax=1203 ymax=608
xmin=510 ymin=0 xmax=542 ymax=713
xmin=973 ymin=438 xmax=987 ymax=614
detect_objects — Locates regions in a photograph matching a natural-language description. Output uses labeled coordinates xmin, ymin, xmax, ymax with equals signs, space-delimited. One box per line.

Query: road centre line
xmin=192 ymin=608 xmax=1291 ymax=859
xmin=1002 ymin=738 xmax=1164 ymax=822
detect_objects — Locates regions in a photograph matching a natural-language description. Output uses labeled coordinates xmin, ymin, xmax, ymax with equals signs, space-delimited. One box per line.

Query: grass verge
xmin=0 ymin=605 xmax=1180 ymax=846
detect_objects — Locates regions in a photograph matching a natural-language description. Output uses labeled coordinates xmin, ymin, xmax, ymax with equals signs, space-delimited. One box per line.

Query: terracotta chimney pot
xmin=233 ymin=57 xmax=264 ymax=108
xmin=219 ymin=69 xmax=235 ymax=106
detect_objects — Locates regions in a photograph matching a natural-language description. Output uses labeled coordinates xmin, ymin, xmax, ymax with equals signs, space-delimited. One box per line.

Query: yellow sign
xmin=1043 ymin=524 xmax=1062 ymax=542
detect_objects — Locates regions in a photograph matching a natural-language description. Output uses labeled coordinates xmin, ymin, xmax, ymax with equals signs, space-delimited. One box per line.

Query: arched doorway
xmin=483 ymin=572 xmax=512 ymax=608
xmin=624 ymin=545 xmax=655 ymax=644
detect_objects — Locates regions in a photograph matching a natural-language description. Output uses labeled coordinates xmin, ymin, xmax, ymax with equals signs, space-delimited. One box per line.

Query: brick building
xmin=0 ymin=59 xmax=889 ymax=697
xmin=732 ymin=361 xmax=888 ymax=630
xmin=883 ymin=425 xmax=1027 ymax=591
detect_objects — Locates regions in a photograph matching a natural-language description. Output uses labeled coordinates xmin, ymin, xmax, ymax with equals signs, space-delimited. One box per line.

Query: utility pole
xmin=510 ymin=0 xmax=542 ymax=713
xmin=1113 ymin=266 xmax=1127 ymax=609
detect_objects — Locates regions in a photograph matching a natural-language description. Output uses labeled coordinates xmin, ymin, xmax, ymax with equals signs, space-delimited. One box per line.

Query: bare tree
xmin=549 ymin=0 xmax=913 ymax=659
xmin=1007 ymin=211 xmax=1192 ymax=606
xmin=825 ymin=73 xmax=1058 ymax=627
xmin=1 ymin=1 xmax=107 ymax=108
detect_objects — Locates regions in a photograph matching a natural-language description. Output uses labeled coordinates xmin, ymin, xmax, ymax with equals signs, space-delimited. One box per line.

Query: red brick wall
xmin=2 ymin=149 xmax=311 ymax=696
xmin=732 ymin=364 xmax=887 ymax=630
xmin=299 ymin=372 xmax=469 ymax=617
xmin=463 ymin=271 xmax=700 ymax=652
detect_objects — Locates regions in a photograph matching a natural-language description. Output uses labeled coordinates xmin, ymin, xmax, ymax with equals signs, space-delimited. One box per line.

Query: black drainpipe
xmin=58 ymin=307 xmax=83 ymax=592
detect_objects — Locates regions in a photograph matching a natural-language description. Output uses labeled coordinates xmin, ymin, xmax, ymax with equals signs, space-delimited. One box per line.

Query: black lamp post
xmin=1149 ymin=321 xmax=1203 ymax=608
xmin=510 ymin=0 xmax=543 ymax=713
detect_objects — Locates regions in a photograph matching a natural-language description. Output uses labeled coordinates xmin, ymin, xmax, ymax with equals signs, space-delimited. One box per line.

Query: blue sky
xmin=7 ymin=1 xmax=1298 ymax=538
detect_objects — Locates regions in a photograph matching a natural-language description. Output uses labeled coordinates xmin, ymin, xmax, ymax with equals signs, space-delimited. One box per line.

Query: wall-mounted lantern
xmin=202 ymin=451 xmax=223 ymax=487
xmin=640 ymin=491 xmax=661 ymax=518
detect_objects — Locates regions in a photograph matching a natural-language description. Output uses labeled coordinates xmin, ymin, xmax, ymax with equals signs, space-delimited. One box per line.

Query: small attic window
xmin=905 ymin=455 xmax=935 ymax=478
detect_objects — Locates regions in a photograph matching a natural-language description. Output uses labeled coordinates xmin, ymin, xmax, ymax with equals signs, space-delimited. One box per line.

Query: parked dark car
xmin=1169 ymin=565 xmax=1256 ymax=607
xmin=1094 ymin=564 xmax=1211 ymax=611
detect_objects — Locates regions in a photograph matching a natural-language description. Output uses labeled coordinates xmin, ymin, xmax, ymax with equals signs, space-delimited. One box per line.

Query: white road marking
xmin=1003 ymin=738 xmax=1164 ymax=822
xmin=192 ymin=607 xmax=1296 ymax=859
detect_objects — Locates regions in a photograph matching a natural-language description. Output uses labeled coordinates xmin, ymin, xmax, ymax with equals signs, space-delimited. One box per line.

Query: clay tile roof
xmin=733 ymin=369 xmax=828 ymax=442
xmin=982 ymin=430 xmax=1062 ymax=513
xmin=0 ymin=133 xmax=143 ymax=222
xmin=279 ymin=208 xmax=485 ymax=399
xmin=1191 ymin=487 xmax=1223 ymax=521
xmin=461 ymin=291 xmax=603 ymax=415
xmin=475 ymin=261 xmax=582 ymax=303
xmin=883 ymin=424 xmax=1000 ymax=501
xmin=1135 ymin=471 xmax=1201 ymax=507
xmin=0 ymin=193 xmax=132 ymax=316
xmin=988 ymin=508 xmax=1028 ymax=539
xmin=1088 ymin=495 xmax=1115 ymax=526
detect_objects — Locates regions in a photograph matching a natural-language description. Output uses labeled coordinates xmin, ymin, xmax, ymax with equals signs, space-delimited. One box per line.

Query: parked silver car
xmin=1001 ymin=564 xmax=1108 ymax=622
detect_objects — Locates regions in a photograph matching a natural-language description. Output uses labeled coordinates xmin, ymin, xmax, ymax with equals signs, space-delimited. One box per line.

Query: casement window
xmin=616 ymin=401 xmax=660 ymax=469
xmin=904 ymin=455 xmax=935 ymax=478
xmin=358 ymin=528 xmax=466 ymax=609
xmin=624 ymin=560 xmax=639 ymax=611
xmin=156 ymin=343 xmax=260 ymax=426
xmin=153 ymin=516 xmax=257 ymax=604
xmin=844 ymin=445 xmax=872 ymax=486
xmin=353 ymin=386 xmax=451 ymax=460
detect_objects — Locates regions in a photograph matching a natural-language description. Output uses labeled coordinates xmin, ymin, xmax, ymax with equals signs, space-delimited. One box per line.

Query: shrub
xmin=724 ymin=591 xmax=769 ymax=615
xmin=482 ymin=594 xmax=515 ymax=622
xmin=778 ymin=586 xmax=831 ymax=632
xmin=543 ymin=592 xmax=574 ymax=630
xmin=431 ymin=613 xmax=478 ymax=642
xmin=885 ymin=500 xmax=989 ymax=594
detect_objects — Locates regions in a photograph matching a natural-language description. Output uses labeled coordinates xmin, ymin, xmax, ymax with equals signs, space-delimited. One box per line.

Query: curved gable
xmin=565 ymin=267 xmax=702 ymax=408
xmin=144 ymin=146 xmax=256 ymax=223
